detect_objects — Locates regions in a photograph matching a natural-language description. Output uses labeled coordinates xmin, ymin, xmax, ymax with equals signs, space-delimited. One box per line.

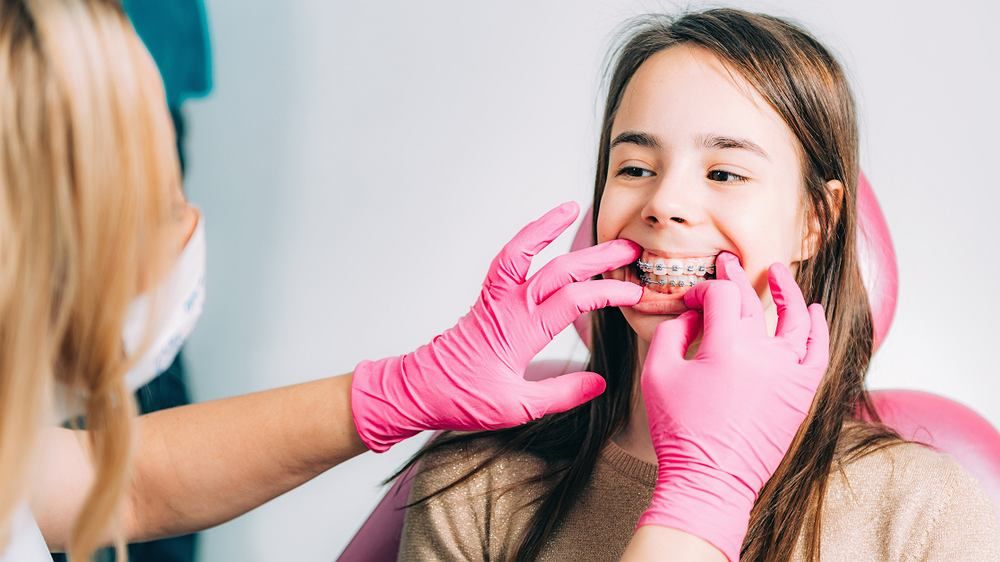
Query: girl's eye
xmin=617 ymin=166 xmax=655 ymax=178
xmin=708 ymin=170 xmax=750 ymax=183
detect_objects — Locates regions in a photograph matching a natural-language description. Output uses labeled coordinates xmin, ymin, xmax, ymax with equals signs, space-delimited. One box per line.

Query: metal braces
xmin=636 ymin=259 xmax=716 ymax=276
xmin=638 ymin=273 xmax=701 ymax=287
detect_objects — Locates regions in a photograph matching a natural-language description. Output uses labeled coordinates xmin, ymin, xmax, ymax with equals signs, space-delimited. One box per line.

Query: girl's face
xmin=598 ymin=45 xmax=818 ymax=345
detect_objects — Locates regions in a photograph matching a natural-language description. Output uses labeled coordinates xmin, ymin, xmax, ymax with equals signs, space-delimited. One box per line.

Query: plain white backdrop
xmin=180 ymin=1 xmax=999 ymax=560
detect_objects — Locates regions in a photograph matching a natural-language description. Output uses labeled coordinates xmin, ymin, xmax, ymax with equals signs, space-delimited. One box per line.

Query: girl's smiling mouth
xmin=635 ymin=252 xmax=717 ymax=293
xmin=618 ymin=246 xmax=722 ymax=315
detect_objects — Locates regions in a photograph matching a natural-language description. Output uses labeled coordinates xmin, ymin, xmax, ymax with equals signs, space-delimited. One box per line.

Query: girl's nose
xmin=640 ymin=171 xmax=705 ymax=228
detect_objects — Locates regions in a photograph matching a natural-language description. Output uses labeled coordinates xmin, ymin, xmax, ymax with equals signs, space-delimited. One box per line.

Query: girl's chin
xmin=621 ymin=307 xmax=682 ymax=343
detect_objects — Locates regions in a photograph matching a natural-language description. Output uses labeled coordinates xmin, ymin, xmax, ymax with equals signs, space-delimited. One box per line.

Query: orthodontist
xmin=1 ymin=2 xmax=827 ymax=561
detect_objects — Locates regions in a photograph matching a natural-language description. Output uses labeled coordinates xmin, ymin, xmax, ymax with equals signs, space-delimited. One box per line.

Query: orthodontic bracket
xmin=638 ymin=273 xmax=699 ymax=287
xmin=636 ymin=259 xmax=716 ymax=276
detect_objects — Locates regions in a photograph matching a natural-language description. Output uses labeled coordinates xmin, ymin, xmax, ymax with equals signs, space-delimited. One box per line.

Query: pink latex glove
xmin=351 ymin=202 xmax=644 ymax=453
xmin=637 ymin=252 xmax=830 ymax=562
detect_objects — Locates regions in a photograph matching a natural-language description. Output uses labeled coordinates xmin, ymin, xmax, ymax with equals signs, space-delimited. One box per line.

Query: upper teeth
xmin=637 ymin=259 xmax=715 ymax=277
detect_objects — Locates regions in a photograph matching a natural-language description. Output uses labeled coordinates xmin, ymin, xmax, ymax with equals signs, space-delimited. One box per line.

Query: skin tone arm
xmin=31 ymin=204 xmax=753 ymax=560
xmin=33 ymin=373 xmax=367 ymax=550
xmin=34 ymin=371 xmax=730 ymax=561
xmin=32 ymin=202 xmax=648 ymax=551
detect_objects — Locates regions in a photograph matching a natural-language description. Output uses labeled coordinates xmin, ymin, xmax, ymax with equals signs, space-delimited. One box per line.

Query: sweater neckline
xmin=600 ymin=438 xmax=658 ymax=486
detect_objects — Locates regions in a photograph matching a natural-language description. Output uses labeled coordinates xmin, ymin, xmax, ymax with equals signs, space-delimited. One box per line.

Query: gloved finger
xmin=768 ymin=262 xmax=810 ymax=361
xmin=483 ymin=202 xmax=579 ymax=296
xmin=527 ymin=239 xmax=641 ymax=304
xmin=681 ymin=280 xmax=741 ymax=353
xmin=536 ymin=279 xmax=643 ymax=338
xmin=646 ymin=310 xmax=703 ymax=366
xmin=525 ymin=371 xmax=607 ymax=418
xmin=715 ymin=251 xmax=764 ymax=322
xmin=801 ymin=303 xmax=830 ymax=374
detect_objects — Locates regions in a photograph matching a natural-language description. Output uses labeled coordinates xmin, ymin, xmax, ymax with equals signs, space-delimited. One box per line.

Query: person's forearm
xmin=621 ymin=526 xmax=728 ymax=562
xmin=127 ymin=372 xmax=367 ymax=541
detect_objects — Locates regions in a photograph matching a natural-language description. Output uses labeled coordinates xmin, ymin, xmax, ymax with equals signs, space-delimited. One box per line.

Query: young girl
xmin=396 ymin=9 xmax=1000 ymax=561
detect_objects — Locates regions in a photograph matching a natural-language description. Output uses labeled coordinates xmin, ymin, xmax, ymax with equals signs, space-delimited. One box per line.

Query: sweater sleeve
xmin=913 ymin=455 xmax=1000 ymax=561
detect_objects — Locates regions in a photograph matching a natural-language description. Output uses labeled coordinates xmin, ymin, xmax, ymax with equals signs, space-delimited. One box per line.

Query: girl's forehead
xmin=615 ymin=45 xmax=797 ymax=158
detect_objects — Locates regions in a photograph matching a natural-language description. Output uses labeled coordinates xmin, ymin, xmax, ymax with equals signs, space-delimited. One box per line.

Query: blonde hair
xmin=0 ymin=0 xmax=179 ymax=559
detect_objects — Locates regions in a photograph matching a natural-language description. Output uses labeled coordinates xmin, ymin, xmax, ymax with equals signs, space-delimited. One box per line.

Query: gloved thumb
xmin=527 ymin=371 xmax=607 ymax=418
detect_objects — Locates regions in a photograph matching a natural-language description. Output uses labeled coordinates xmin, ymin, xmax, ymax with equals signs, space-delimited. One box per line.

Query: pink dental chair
xmin=337 ymin=173 xmax=1000 ymax=561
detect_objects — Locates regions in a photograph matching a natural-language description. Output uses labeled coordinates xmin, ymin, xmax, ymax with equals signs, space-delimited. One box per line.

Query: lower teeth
xmin=638 ymin=273 xmax=700 ymax=288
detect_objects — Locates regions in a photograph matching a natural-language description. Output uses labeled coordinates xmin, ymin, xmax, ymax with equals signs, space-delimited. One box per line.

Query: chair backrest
xmin=337 ymin=172 xmax=999 ymax=561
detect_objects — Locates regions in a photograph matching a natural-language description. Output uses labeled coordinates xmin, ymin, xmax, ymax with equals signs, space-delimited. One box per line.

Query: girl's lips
xmin=625 ymin=262 xmax=689 ymax=316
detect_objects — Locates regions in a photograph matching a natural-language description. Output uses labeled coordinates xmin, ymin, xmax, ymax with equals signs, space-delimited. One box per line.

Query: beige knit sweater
xmin=398 ymin=435 xmax=1000 ymax=561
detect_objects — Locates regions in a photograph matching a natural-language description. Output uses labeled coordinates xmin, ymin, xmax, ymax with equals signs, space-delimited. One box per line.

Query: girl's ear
xmin=795 ymin=179 xmax=844 ymax=262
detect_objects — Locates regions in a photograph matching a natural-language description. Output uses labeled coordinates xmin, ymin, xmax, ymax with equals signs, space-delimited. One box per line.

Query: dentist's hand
xmin=636 ymin=252 xmax=830 ymax=562
xmin=351 ymin=202 xmax=643 ymax=453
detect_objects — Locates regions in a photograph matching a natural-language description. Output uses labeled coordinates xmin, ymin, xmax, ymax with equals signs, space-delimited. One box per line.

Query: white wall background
xmin=181 ymin=1 xmax=1000 ymax=560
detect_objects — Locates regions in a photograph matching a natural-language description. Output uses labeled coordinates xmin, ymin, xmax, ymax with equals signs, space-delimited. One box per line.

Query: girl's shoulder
xmin=819 ymin=440 xmax=1000 ymax=559
xmin=832 ymin=439 xmax=989 ymax=502
xmin=399 ymin=433 xmax=551 ymax=560
xmin=407 ymin=432 xmax=549 ymax=504
xmin=835 ymin=439 xmax=969 ymax=484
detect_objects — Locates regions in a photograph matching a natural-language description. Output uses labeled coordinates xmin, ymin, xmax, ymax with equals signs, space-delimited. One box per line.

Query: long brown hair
xmin=0 ymin=0 xmax=179 ymax=559
xmin=392 ymin=8 xmax=907 ymax=561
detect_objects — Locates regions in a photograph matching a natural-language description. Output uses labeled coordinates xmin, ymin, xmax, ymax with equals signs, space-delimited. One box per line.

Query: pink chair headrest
xmin=570 ymin=170 xmax=899 ymax=352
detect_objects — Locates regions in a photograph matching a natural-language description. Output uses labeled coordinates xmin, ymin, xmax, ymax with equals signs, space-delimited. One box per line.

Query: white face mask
xmin=54 ymin=215 xmax=207 ymax=423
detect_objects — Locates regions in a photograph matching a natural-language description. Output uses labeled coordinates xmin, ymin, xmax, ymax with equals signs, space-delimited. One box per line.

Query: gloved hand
xmin=351 ymin=202 xmax=644 ymax=453
xmin=637 ymin=251 xmax=830 ymax=562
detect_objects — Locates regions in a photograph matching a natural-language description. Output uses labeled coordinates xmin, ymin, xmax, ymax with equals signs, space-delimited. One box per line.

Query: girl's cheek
xmin=595 ymin=211 xmax=618 ymax=245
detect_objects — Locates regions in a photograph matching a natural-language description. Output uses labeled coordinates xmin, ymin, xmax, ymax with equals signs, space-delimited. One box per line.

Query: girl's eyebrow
xmin=610 ymin=130 xmax=771 ymax=162
xmin=610 ymin=130 xmax=661 ymax=150
xmin=699 ymin=133 xmax=771 ymax=161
